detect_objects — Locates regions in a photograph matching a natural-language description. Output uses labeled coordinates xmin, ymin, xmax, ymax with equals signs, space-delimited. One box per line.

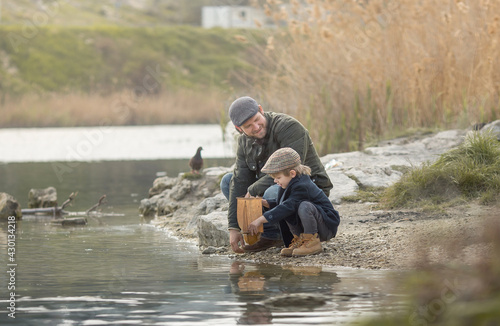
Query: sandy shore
xmin=154 ymin=200 xmax=496 ymax=270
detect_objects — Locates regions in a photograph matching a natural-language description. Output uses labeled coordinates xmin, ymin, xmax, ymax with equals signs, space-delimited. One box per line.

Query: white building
xmin=202 ymin=6 xmax=272 ymax=29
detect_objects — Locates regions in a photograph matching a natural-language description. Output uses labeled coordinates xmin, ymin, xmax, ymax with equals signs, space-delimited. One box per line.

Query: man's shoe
xmin=243 ymin=237 xmax=284 ymax=253
xmin=280 ymin=235 xmax=303 ymax=257
xmin=292 ymin=233 xmax=322 ymax=256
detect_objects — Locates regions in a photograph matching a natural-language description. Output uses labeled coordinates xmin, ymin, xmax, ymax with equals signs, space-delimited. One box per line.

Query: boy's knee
xmin=298 ymin=201 xmax=315 ymax=217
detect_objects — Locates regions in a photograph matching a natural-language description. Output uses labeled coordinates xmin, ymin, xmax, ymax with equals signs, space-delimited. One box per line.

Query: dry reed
xmin=0 ymin=89 xmax=226 ymax=127
xmin=252 ymin=0 xmax=500 ymax=154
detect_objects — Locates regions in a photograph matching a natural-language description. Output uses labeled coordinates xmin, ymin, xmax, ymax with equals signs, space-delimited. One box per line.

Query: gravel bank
xmin=153 ymin=200 xmax=495 ymax=270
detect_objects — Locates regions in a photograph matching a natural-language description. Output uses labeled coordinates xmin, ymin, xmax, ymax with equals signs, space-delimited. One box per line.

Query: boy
xmin=247 ymin=147 xmax=340 ymax=257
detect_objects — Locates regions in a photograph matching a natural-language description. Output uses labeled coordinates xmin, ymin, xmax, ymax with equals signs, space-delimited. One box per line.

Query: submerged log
xmin=51 ymin=217 xmax=87 ymax=226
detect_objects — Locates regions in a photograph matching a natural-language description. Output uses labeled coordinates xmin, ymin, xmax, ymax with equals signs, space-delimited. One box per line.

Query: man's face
xmin=238 ymin=108 xmax=267 ymax=139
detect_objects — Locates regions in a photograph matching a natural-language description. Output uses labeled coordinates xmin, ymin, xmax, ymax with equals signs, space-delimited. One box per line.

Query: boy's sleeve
xmin=263 ymin=185 xmax=309 ymax=224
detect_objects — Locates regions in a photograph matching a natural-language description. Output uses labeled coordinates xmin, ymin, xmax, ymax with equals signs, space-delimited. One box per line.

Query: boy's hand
xmin=248 ymin=216 xmax=268 ymax=235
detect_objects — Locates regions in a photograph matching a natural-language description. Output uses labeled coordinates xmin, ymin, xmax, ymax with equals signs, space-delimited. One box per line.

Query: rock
xmin=203 ymin=166 xmax=232 ymax=177
xmin=141 ymin=173 xmax=222 ymax=219
xmin=149 ymin=176 xmax=177 ymax=197
xmin=202 ymin=246 xmax=217 ymax=254
xmin=480 ymin=119 xmax=500 ymax=141
xmin=156 ymin=198 xmax=179 ymax=216
xmin=191 ymin=177 xmax=221 ymax=198
xmin=197 ymin=193 xmax=228 ymax=215
xmin=345 ymin=166 xmax=402 ymax=188
xmin=327 ymin=171 xmax=359 ymax=204
xmin=321 ymin=129 xmax=466 ymax=202
xmin=197 ymin=211 xmax=229 ymax=247
xmin=28 ymin=186 xmax=57 ymax=208
xmin=0 ymin=193 xmax=22 ymax=220
xmin=139 ymin=196 xmax=162 ymax=217
xmin=421 ymin=130 xmax=465 ymax=151
xmin=170 ymin=179 xmax=192 ymax=201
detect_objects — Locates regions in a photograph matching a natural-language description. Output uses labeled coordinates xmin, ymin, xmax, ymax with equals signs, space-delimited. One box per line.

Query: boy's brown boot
xmin=280 ymin=235 xmax=303 ymax=257
xmin=292 ymin=233 xmax=322 ymax=256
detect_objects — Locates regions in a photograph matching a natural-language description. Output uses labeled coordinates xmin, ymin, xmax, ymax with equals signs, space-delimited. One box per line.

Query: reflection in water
xmin=228 ymin=261 xmax=341 ymax=325
xmin=239 ymin=304 xmax=273 ymax=325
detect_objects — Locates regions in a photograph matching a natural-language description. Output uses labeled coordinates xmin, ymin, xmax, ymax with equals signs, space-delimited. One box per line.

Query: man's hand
xmin=244 ymin=192 xmax=252 ymax=198
xmin=229 ymin=229 xmax=245 ymax=253
xmin=262 ymin=199 xmax=269 ymax=208
xmin=230 ymin=261 xmax=245 ymax=275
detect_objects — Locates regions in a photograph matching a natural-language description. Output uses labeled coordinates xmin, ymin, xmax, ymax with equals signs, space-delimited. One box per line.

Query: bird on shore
xmin=189 ymin=147 xmax=204 ymax=174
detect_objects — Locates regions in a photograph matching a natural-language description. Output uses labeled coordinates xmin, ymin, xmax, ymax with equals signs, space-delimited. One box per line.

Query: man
xmin=220 ymin=96 xmax=333 ymax=253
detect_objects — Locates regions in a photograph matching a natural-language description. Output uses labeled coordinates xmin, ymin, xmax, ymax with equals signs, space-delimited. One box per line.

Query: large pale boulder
xmin=344 ymin=166 xmax=402 ymax=188
xmin=197 ymin=193 xmax=228 ymax=215
xmin=28 ymin=187 xmax=57 ymax=208
xmin=0 ymin=193 xmax=22 ymax=220
xmin=197 ymin=211 xmax=229 ymax=247
xmin=327 ymin=171 xmax=358 ymax=205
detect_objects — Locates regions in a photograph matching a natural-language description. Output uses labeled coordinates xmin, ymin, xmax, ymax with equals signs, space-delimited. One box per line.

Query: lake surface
xmin=0 ymin=126 xmax=404 ymax=325
xmin=0 ymin=125 xmax=235 ymax=163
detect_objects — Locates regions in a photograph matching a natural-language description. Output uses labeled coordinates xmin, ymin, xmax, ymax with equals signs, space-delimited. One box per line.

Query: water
xmin=0 ymin=125 xmax=235 ymax=163
xmin=0 ymin=126 xmax=404 ymax=325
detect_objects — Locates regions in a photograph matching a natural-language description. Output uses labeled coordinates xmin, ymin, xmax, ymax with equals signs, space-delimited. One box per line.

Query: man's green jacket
xmin=227 ymin=112 xmax=333 ymax=230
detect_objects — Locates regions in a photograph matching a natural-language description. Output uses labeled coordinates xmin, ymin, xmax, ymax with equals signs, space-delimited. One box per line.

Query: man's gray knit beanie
xmin=228 ymin=96 xmax=260 ymax=127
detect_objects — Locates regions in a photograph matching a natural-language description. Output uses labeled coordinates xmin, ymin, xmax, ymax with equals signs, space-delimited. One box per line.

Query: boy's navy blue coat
xmin=263 ymin=174 xmax=340 ymax=238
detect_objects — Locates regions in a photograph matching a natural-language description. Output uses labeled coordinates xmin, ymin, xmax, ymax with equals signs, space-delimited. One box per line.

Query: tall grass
xmin=251 ymin=0 xmax=500 ymax=154
xmin=0 ymin=89 xmax=226 ymax=127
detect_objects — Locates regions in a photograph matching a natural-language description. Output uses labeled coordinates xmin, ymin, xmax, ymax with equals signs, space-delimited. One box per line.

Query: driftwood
xmin=22 ymin=193 xmax=123 ymax=226
xmin=21 ymin=192 xmax=78 ymax=217
xmin=85 ymin=195 xmax=107 ymax=215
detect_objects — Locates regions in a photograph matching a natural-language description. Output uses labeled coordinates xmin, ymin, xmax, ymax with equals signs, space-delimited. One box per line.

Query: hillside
xmin=0 ymin=24 xmax=264 ymax=127
xmin=0 ymin=0 xmax=245 ymax=26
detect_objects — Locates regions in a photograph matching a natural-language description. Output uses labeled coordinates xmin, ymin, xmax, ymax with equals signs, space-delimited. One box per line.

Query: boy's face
xmin=271 ymin=170 xmax=296 ymax=189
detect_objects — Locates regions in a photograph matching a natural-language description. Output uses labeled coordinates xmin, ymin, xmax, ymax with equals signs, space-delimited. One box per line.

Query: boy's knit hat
xmin=228 ymin=96 xmax=260 ymax=127
xmin=261 ymin=147 xmax=301 ymax=174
